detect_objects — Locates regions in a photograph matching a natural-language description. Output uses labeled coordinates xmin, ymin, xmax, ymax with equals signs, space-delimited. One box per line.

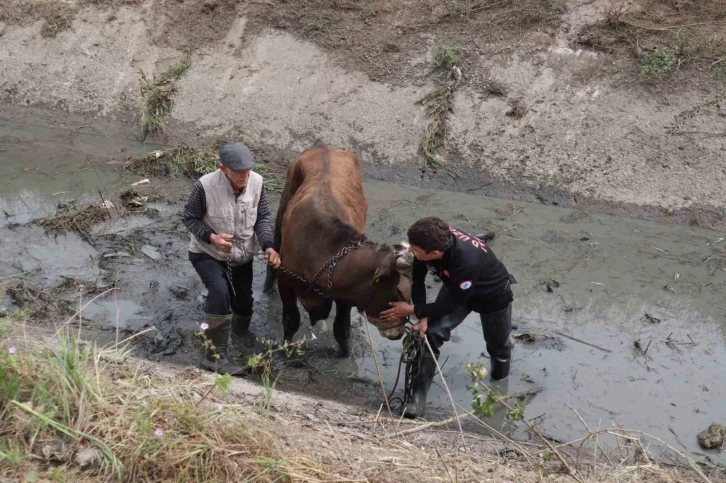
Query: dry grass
xmin=0 ymin=0 xmax=76 ymax=38
xmin=577 ymin=0 xmax=726 ymax=83
xmin=243 ymin=0 xmax=567 ymax=83
xmin=36 ymin=201 xmax=112 ymax=237
xmin=0 ymin=324 xmax=338 ymax=482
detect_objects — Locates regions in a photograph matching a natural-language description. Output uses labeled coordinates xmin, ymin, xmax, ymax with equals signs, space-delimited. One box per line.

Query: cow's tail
xmin=263 ymin=159 xmax=304 ymax=293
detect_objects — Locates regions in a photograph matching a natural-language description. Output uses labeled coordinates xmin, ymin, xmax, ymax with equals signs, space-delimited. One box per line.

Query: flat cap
xmin=219 ymin=142 xmax=256 ymax=172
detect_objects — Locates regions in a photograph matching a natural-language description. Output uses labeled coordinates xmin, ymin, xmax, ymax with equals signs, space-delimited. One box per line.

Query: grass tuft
xmin=139 ymin=58 xmax=191 ymax=137
xmin=126 ymin=146 xmax=287 ymax=192
xmin=435 ymin=43 xmax=462 ymax=71
xmin=640 ymin=47 xmax=677 ymax=80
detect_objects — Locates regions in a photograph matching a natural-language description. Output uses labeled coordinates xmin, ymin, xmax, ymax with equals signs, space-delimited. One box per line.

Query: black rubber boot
xmin=474 ymin=231 xmax=496 ymax=243
xmin=491 ymin=357 xmax=511 ymax=381
xmin=480 ymin=304 xmax=513 ymax=381
xmin=231 ymin=313 xmax=252 ymax=339
xmin=401 ymin=353 xmax=437 ymax=420
xmin=200 ymin=314 xmax=244 ymax=375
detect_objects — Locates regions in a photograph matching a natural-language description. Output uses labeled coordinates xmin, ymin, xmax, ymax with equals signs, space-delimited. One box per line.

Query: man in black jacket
xmin=381 ymin=217 xmax=514 ymax=419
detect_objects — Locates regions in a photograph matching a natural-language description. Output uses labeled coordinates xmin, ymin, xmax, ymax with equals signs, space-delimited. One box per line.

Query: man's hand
xmin=210 ymin=233 xmax=233 ymax=253
xmin=412 ymin=317 xmax=428 ymax=338
xmin=265 ymin=248 xmax=281 ymax=269
xmin=380 ymin=302 xmax=414 ymax=323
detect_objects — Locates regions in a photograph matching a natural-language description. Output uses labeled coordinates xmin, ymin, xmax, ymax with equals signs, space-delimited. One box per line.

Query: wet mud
xmin=1 ymin=113 xmax=724 ymax=465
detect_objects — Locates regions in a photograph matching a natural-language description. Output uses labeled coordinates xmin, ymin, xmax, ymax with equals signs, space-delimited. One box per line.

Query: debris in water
xmin=642 ymin=313 xmax=661 ymax=324
xmin=141 ymin=245 xmax=161 ymax=261
xmin=120 ymin=189 xmax=149 ymax=208
xmin=132 ymin=178 xmax=150 ymax=186
xmin=541 ymin=278 xmax=560 ymax=292
xmin=36 ymin=201 xmax=111 ymax=237
xmin=697 ymin=423 xmax=725 ymax=449
xmin=103 ymin=251 xmax=132 ymax=259
xmin=513 ymin=332 xmax=538 ymax=343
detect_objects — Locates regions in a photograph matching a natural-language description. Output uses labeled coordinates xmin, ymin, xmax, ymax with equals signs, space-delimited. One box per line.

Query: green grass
xmin=0 ymin=323 xmax=329 ymax=482
xmin=435 ymin=43 xmax=462 ymax=71
xmin=640 ymin=47 xmax=677 ymax=80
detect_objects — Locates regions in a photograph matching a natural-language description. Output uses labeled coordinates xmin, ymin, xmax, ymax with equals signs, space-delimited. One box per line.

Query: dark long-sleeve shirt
xmin=412 ymin=227 xmax=510 ymax=320
xmin=182 ymin=180 xmax=274 ymax=251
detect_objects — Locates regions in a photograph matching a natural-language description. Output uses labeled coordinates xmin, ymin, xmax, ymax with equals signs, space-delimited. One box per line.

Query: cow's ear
xmin=372 ymin=265 xmax=390 ymax=284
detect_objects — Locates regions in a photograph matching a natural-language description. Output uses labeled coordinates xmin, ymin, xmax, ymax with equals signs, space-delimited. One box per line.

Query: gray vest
xmin=189 ymin=169 xmax=263 ymax=265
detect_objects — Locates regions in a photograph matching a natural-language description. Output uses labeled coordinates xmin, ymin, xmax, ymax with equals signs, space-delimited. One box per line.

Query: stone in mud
xmin=697 ymin=423 xmax=725 ymax=449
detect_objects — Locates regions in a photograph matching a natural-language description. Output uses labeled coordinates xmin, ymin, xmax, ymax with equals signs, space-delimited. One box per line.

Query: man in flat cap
xmin=183 ymin=142 xmax=281 ymax=374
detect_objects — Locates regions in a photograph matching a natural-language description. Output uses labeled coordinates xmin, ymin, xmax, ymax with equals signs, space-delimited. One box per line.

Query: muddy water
xmin=1 ymin=114 xmax=724 ymax=464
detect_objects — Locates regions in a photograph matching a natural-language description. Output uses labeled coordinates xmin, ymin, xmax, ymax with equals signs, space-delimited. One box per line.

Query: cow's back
xmin=278 ymin=142 xmax=367 ymax=275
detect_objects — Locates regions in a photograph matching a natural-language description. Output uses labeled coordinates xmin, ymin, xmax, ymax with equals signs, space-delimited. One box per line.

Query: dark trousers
xmin=190 ymin=252 xmax=253 ymax=317
xmin=426 ymin=284 xmax=513 ymax=360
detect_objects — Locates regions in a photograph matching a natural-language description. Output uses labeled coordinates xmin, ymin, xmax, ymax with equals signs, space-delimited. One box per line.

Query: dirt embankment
xmin=1 ymin=0 xmax=725 ymax=228
xmin=1 ymin=321 xmax=722 ymax=483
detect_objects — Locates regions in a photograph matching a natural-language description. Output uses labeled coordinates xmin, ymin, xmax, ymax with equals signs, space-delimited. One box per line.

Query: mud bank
xmin=1 ymin=2 xmax=725 ymax=226
xmin=1 ymin=116 xmax=725 ymax=468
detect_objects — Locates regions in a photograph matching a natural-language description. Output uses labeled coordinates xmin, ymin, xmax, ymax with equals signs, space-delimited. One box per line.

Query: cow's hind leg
xmin=333 ymin=302 xmax=352 ymax=358
xmin=278 ymin=277 xmax=300 ymax=344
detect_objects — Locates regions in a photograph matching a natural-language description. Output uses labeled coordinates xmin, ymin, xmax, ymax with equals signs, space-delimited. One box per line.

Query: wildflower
xmin=8 ymin=346 xmax=17 ymax=355
xmin=216 ymin=403 xmax=223 ymax=411
xmin=200 ymin=322 xmax=209 ymax=331
xmin=154 ymin=428 xmax=163 ymax=437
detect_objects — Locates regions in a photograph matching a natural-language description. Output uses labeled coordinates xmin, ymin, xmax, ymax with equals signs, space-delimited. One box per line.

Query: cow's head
xmin=359 ymin=244 xmax=414 ymax=340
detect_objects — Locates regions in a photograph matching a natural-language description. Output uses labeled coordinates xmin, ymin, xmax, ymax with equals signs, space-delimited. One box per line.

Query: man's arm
xmin=254 ymin=185 xmax=274 ymax=251
xmin=411 ymin=259 xmax=428 ymax=306
xmin=413 ymin=266 xmax=478 ymax=320
xmin=182 ymin=180 xmax=215 ymax=243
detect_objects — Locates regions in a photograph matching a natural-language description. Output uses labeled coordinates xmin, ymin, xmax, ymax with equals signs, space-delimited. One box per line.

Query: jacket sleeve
xmin=182 ymin=181 xmax=215 ymax=244
xmin=413 ymin=265 xmax=479 ymax=320
xmin=254 ymin=185 xmax=274 ymax=251
xmin=411 ymin=259 xmax=428 ymax=306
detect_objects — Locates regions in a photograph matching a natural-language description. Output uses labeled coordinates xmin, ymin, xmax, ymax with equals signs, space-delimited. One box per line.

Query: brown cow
xmin=263 ymin=141 xmax=413 ymax=356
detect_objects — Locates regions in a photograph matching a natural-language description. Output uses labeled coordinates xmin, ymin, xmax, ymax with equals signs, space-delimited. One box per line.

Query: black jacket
xmin=412 ymin=227 xmax=511 ymax=319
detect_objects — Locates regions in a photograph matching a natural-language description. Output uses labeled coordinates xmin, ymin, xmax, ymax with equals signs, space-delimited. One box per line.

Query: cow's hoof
xmin=273 ymin=349 xmax=305 ymax=370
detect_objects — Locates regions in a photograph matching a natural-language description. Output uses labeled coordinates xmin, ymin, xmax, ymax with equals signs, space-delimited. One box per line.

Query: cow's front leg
xmin=278 ymin=277 xmax=300 ymax=344
xmin=333 ymin=302 xmax=352 ymax=358
xmin=307 ymin=298 xmax=333 ymax=326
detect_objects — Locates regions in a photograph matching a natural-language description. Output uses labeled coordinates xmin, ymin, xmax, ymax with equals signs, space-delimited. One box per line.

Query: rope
xmin=387 ymin=329 xmax=425 ymax=411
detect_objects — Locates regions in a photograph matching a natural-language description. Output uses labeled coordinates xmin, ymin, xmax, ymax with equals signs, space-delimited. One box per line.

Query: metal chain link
xmin=279 ymin=239 xmax=366 ymax=299
xmin=224 ymin=237 xmax=266 ymax=297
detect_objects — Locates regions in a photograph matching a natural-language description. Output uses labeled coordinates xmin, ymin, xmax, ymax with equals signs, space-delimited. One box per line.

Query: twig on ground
xmin=362 ymin=314 xmax=396 ymax=432
xmin=423 ymin=337 xmax=465 ymax=444
xmin=567 ymin=404 xmax=614 ymax=466
xmin=382 ymin=413 xmax=471 ymax=439
xmin=477 ymin=382 xmax=584 ymax=483
xmin=554 ymin=331 xmax=612 ymax=353
xmin=50 ymin=288 xmax=117 ymax=342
